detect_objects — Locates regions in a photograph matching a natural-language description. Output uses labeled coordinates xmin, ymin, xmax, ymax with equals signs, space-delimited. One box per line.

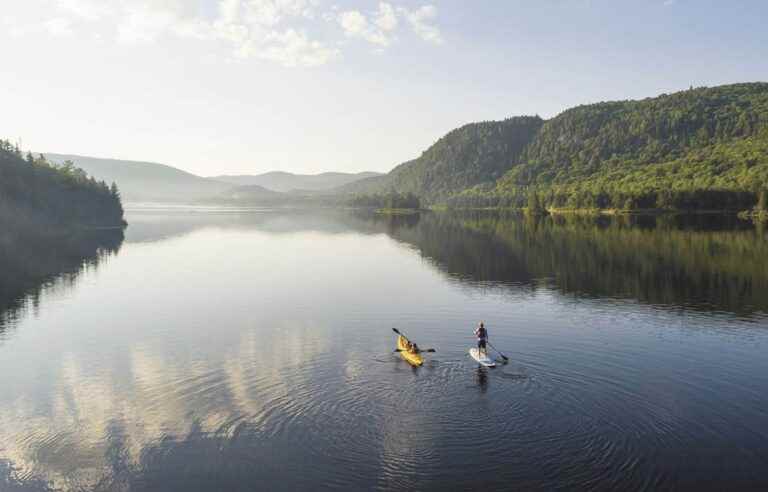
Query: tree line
xmin=347 ymin=190 xmax=421 ymax=210
xmin=347 ymin=83 xmax=768 ymax=214
xmin=0 ymin=139 xmax=125 ymax=227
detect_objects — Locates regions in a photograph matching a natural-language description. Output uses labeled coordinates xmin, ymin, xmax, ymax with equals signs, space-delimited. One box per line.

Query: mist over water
xmin=1 ymin=209 xmax=767 ymax=491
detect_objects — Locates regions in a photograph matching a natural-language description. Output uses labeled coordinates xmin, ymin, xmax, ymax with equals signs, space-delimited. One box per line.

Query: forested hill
xmin=340 ymin=117 xmax=545 ymax=203
xmin=479 ymin=82 xmax=768 ymax=211
xmin=348 ymin=83 xmax=768 ymax=213
xmin=0 ymin=142 xmax=124 ymax=227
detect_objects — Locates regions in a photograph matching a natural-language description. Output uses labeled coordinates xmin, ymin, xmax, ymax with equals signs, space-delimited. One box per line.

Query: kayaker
xmin=403 ymin=339 xmax=420 ymax=354
xmin=474 ymin=322 xmax=488 ymax=356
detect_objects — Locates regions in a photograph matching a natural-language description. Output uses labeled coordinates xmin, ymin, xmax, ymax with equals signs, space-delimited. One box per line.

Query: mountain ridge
xmin=44 ymin=153 xmax=231 ymax=203
xmin=342 ymin=82 xmax=768 ymax=213
xmin=210 ymin=171 xmax=383 ymax=192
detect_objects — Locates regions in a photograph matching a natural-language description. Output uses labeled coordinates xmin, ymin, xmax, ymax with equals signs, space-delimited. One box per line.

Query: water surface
xmin=1 ymin=209 xmax=767 ymax=491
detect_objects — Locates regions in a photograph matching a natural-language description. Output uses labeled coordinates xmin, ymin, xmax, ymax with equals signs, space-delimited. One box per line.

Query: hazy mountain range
xmin=210 ymin=171 xmax=383 ymax=192
xmin=42 ymin=154 xmax=381 ymax=203
xmin=26 ymin=82 xmax=768 ymax=214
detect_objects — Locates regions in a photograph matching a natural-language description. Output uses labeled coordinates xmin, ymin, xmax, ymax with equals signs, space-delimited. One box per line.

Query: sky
xmin=1 ymin=0 xmax=767 ymax=177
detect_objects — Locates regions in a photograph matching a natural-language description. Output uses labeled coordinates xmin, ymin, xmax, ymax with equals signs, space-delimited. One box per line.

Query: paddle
xmin=487 ymin=340 xmax=509 ymax=362
xmin=392 ymin=328 xmax=436 ymax=353
xmin=391 ymin=327 xmax=406 ymax=338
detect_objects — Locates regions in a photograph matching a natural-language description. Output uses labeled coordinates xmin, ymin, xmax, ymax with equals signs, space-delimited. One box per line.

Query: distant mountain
xmin=1 ymin=144 xmax=124 ymax=227
xmin=211 ymin=171 xmax=383 ymax=192
xmin=44 ymin=153 xmax=231 ymax=203
xmin=215 ymin=184 xmax=280 ymax=201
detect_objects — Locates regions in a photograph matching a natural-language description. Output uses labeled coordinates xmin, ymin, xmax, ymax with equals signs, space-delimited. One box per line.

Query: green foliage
xmin=348 ymin=190 xmax=420 ymax=210
xmin=345 ymin=116 xmax=544 ymax=204
xmin=0 ymin=139 xmax=125 ymax=227
xmin=526 ymin=190 xmax=546 ymax=215
xmin=444 ymin=83 xmax=768 ymax=211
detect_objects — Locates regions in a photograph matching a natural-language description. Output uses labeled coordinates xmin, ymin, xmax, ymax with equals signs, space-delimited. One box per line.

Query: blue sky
xmin=1 ymin=0 xmax=766 ymax=175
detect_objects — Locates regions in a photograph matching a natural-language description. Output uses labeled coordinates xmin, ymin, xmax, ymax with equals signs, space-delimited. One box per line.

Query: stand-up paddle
xmin=487 ymin=341 xmax=509 ymax=362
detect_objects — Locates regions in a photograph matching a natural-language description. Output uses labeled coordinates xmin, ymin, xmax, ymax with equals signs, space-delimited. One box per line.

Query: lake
xmin=1 ymin=208 xmax=768 ymax=491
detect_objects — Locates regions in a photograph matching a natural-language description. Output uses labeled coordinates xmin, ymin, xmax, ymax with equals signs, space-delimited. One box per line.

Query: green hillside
xmin=348 ymin=83 xmax=768 ymax=214
xmin=451 ymin=83 xmax=768 ymax=211
xmin=1 ymin=142 xmax=124 ymax=227
xmin=342 ymin=116 xmax=544 ymax=204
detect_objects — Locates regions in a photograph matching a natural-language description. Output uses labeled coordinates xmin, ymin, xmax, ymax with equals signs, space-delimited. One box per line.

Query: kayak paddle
xmin=392 ymin=327 xmax=407 ymax=338
xmin=392 ymin=328 xmax=436 ymax=353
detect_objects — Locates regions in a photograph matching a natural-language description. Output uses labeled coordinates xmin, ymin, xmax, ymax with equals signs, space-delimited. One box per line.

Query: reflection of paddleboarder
xmin=476 ymin=366 xmax=488 ymax=393
xmin=474 ymin=322 xmax=488 ymax=357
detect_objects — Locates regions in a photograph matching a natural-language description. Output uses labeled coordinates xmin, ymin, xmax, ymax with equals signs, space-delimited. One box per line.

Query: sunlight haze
xmin=2 ymin=0 xmax=767 ymax=176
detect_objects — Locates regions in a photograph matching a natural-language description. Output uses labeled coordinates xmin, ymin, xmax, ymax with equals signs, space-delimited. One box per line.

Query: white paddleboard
xmin=469 ymin=348 xmax=496 ymax=367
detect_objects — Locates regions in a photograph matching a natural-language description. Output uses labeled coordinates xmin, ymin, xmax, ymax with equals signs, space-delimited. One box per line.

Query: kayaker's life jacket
xmin=476 ymin=327 xmax=488 ymax=340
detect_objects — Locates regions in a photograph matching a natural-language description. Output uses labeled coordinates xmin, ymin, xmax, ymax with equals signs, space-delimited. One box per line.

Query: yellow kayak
xmin=397 ymin=335 xmax=424 ymax=367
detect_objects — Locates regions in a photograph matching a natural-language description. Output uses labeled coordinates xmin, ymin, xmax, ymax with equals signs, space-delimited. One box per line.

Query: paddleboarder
xmin=474 ymin=322 xmax=489 ymax=357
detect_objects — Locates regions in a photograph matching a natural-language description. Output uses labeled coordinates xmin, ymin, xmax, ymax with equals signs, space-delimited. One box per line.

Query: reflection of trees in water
xmin=376 ymin=211 xmax=768 ymax=315
xmin=0 ymin=227 xmax=123 ymax=337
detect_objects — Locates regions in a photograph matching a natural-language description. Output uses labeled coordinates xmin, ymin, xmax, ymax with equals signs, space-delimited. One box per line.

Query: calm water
xmin=1 ymin=209 xmax=768 ymax=491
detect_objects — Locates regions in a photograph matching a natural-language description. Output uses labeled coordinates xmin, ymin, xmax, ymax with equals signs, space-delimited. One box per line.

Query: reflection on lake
xmin=1 ymin=209 xmax=767 ymax=491
xmin=0 ymin=226 xmax=123 ymax=341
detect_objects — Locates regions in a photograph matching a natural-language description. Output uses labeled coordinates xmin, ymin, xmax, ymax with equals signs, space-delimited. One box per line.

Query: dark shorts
xmin=478 ymin=339 xmax=487 ymax=349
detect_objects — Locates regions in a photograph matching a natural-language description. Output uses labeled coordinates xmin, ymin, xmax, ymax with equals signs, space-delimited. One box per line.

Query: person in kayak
xmin=474 ymin=322 xmax=488 ymax=357
xmin=405 ymin=340 xmax=421 ymax=354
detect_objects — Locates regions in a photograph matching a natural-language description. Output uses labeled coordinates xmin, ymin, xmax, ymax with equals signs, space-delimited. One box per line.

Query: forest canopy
xmin=0 ymin=140 xmax=125 ymax=228
xmin=345 ymin=83 xmax=768 ymax=213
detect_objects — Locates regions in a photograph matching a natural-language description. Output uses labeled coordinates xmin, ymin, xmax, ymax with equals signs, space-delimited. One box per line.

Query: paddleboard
xmin=469 ymin=348 xmax=496 ymax=367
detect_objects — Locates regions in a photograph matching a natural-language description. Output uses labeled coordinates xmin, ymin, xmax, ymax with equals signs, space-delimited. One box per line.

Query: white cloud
xmin=338 ymin=2 xmax=441 ymax=48
xmin=243 ymin=0 xmax=316 ymax=27
xmin=5 ymin=0 xmax=442 ymax=66
xmin=374 ymin=2 xmax=398 ymax=32
xmin=337 ymin=2 xmax=400 ymax=47
xmin=219 ymin=0 xmax=242 ymax=24
xmin=339 ymin=9 xmax=391 ymax=46
xmin=117 ymin=2 xmax=191 ymax=44
xmin=207 ymin=0 xmax=336 ymax=67
xmin=257 ymin=28 xmax=339 ymax=67
xmin=398 ymin=5 xmax=443 ymax=45
xmin=55 ymin=0 xmax=112 ymax=21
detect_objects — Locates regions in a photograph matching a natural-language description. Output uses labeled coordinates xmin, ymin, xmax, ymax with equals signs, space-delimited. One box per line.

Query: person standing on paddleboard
xmin=474 ymin=322 xmax=489 ymax=357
